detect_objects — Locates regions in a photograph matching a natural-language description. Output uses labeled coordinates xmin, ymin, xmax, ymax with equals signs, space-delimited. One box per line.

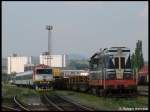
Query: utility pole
xmin=46 ymin=25 xmax=53 ymax=67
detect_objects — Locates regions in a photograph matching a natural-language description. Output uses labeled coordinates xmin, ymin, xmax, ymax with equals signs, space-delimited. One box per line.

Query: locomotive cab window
xmin=121 ymin=57 xmax=125 ymax=68
xmin=36 ymin=69 xmax=52 ymax=74
xmin=114 ymin=57 xmax=119 ymax=69
xmin=90 ymin=63 xmax=98 ymax=70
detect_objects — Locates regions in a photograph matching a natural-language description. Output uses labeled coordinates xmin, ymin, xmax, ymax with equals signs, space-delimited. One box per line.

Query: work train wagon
xmin=53 ymin=70 xmax=89 ymax=91
xmin=15 ymin=64 xmax=54 ymax=90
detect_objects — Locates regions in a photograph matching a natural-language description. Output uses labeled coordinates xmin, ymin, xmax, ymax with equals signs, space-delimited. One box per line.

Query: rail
xmin=2 ymin=105 xmax=21 ymax=111
xmin=42 ymin=94 xmax=64 ymax=111
xmin=44 ymin=93 xmax=94 ymax=111
xmin=14 ymin=96 xmax=30 ymax=111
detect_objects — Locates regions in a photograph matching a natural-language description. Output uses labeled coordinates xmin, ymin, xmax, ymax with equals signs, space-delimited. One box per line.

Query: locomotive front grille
xmin=116 ymin=69 xmax=124 ymax=79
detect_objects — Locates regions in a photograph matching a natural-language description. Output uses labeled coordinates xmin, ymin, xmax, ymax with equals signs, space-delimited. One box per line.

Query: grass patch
xmin=2 ymin=84 xmax=38 ymax=100
xmin=2 ymin=84 xmax=148 ymax=111
xmin=53 ymin=90 xmax=148 ymax=111
xmin=2 ymin=84 xmax=41 ymax=106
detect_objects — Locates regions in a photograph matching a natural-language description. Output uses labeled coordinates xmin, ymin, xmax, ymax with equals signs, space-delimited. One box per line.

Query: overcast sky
xmin=2 ymin=1 xmax=148 ymax=60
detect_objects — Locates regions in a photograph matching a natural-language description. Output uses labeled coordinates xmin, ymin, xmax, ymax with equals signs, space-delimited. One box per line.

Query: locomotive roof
xmin=16 ymin=70 xmax=33 ymax=77
xmin=108 ymin=47 xmax=130 ymax=51
xmin=90 ymin=47 xmax=130 ymax=59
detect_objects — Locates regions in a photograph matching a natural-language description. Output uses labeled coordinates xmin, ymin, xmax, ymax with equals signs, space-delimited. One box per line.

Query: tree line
xmin=131 ymin=40 xmax=144 ymax=74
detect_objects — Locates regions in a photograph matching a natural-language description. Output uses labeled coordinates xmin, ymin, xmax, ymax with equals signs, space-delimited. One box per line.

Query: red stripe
xmin=105 ymin=80 xmax=136 ymax=88
xmin=89 ymin=79 xmax=136 ymax=88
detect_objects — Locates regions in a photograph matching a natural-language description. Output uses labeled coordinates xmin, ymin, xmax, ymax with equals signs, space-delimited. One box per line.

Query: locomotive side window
xmin=90 ymin=60 xmax=98 ymax=70
xmin=114 ymin=57 xmax=119 ymax=68
xmin=92 ymin=64 xmax=98 ymax=70
xmin=121 ymin=57 xmax=125 ymax=68
xmin=108 ymin=57 xmax=115 ymax=69
xmin=125 ymin=56 xmax=131 ymax=68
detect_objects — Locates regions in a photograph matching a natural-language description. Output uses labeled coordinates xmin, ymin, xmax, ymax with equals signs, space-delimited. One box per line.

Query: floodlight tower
xmin=46 ymin=25 xmax=53 ymax=67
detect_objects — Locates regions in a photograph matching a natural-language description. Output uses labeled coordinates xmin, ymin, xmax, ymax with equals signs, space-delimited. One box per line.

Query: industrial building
xmin=40 ymin=52 xmax=66 ymax=67
xmin=7 ymin=54 xmax=32 ymax=74
xmin=7 ymin=52 xmax=66 ymax=74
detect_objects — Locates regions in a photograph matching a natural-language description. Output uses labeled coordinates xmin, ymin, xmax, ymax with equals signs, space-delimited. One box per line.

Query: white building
xmin=8 ymin=55 xmax=32 ymax=74
xmin=40 ymin=54 xmax=66 ymax=67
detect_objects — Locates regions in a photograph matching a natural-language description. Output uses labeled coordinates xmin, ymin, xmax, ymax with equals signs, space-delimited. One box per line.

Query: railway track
xmin=138 ymin=92 xmax=148 ymax=96
xmin=14 ymin=96 xmax=30 ymax=111
xmin=2 ymin=96 xmax=30 ymax=111
xmin=2 ymin=105 xmax=21 ymax=111
xmin=40 ymin=94 xmax=61 ymax=111
xmin=3 ymin=93 xmax=93 ymax=111
xmin=138 ymin=86 xmax=148 ymax=96
xmin=3 ymin=95 xmax=60 ymax=111
xmin=43 ymin=94 xmax=94 ymax=111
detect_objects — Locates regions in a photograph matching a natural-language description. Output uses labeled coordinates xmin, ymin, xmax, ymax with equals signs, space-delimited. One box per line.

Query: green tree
xmin=67 ymin=60 xmax=89 ymax=69
xmin=11 ymin=72 xmax=16 ymax=83
xmin=75 ymin=63 xmax=89 ymax=69
xmin=2 ymin=73 xmax=11 ymax=83
xmin=131 ymin=53 xmax=135 ymax=73
xmin=131 ymin=40 xmax=144 ymax=72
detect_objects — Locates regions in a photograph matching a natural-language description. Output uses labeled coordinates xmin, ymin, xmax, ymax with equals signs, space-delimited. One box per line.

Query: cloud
xmin=139 ymin=2 xmax=148 ymax=17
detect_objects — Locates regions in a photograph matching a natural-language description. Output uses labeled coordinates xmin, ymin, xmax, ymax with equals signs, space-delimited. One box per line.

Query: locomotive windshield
xmin=114 ymin=57 xmax=125 ymax=69
xmin=36 ymin=69 xmax=52 ymax=74
xmin=121 ymin=57 xmax=125 ymax=68
xmin=114 ymin=57 xmax=119 ymax=68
